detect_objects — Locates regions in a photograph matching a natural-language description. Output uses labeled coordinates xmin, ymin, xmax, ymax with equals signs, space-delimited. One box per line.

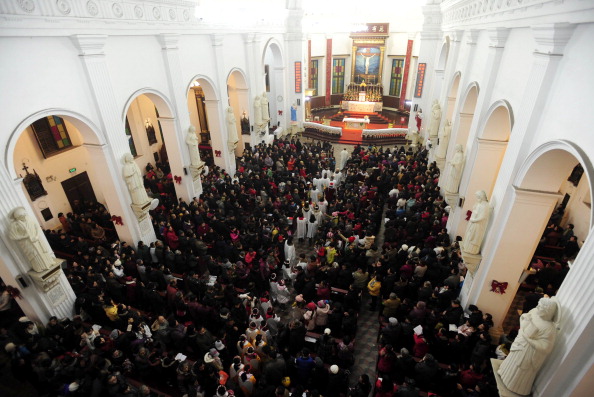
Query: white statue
xmin=261 ymin=92 xmax=270 ymax=124
xmin=429 ymin=100 xmax=442 ymax=137
xmin=226 ymin=106 xmax=239 ymax=154
xmin=444 ymin=144 xmax=465 ymax=194
xmin=407 ymin=128 xmax=420 ymax=147
xmin=122 ymin=153 xmax=150 ymax=206
xmin=436 ymin=119 xmax=451 ymax=159
xmin=185 ymin=125 xmax=202 ymax=167
xmin=8 ymin=207 xmax=56 ymax=272
xmin=462 ymin=190 xmax=490 ymax=255
xmin=498 ymin=297 xmax=559 ymax=395
xmin=253 ymin=95 xmax=263 ymax=131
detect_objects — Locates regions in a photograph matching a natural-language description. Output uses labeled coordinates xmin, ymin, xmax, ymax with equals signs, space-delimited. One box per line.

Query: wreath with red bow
xmin=490 ymin=280 xmax=508 ymax=294
xmin=111 ymin=215 xmax=123 ymax=226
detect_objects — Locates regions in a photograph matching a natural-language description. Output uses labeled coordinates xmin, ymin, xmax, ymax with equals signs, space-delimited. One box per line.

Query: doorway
xmin=61 ymin=171 xmax=97 ymax=209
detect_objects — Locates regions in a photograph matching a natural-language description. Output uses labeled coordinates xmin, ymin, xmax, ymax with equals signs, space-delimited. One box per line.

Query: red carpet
xmin=339 ymin=128 xmax=362 ymax=144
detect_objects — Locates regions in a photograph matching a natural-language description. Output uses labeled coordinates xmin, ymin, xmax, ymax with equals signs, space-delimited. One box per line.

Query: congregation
xmin=1 ymin=137 xmax=530 ymax=397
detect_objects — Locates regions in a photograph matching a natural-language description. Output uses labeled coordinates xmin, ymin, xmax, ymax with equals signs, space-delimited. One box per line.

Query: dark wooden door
xmin=61 ymin=171 xmax=97 ymax=210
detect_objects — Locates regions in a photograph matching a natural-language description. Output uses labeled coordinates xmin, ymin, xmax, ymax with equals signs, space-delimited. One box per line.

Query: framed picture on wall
xmin=353 ymin=46 xmax=382 ymax=84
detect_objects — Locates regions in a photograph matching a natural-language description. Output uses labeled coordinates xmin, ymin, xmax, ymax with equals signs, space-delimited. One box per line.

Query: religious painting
xmin=354 ymin=46 xmax=381 ymax=84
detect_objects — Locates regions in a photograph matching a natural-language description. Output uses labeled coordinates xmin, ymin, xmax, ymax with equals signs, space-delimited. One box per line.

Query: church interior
xmin=0 ymin=0 xmax=593 ymax=396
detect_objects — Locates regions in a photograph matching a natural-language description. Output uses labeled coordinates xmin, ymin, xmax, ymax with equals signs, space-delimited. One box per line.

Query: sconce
xmin=45 ymin=175 xmax=57 ymax=182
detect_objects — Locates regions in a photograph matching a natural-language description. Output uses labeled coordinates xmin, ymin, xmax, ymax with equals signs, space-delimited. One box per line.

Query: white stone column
xmin=71 ymin=35 xmax=155 ymax=246
xmin=0 ymin=165 xmax=75 ymax=323
xmin=535 ymin=233 xmax=594 ymax=396
xmin=204 ymin=99 xmax=227 ymax=171
xmin=157 ymin=33 xmax=202 ymax=200
xmin=210 ymin=34 xmax=235 ymax=174
xmin=463 ymin=187 xmax=560 ymax=339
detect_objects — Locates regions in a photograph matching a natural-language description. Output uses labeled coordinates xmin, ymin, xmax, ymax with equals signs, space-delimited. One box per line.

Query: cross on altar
xmin=21 ymin=163 xmax=30 ymax=175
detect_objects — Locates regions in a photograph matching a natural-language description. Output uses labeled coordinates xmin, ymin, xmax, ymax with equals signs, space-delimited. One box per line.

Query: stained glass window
xmin=332 ymin=58 xmax=345 ymax=94
xmin=310 ymin=59 xmax=319 ymax=95
xmin=31 ymin=116 xmax=73 ymax=158
xmin=389 ymin=58 xmax=404 ymax=97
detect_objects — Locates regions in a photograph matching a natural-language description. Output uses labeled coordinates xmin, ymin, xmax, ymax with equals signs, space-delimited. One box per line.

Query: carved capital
xmin=71 ymin=34 xmax=108 ymax=56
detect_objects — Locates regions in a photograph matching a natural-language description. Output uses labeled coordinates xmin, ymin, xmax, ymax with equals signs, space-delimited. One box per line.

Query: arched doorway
xmin=453 ymin=83 xmax=479 ymax=148
xmin=227 ymin=69 xmax=250 ymax=156
xmin=262 ymin=40 xmax=286 ymax=138
xmin=186 ymin=76 xmax=229 ymax=171
xmin=468 ymin=142 xmax=592 ymax=343
xmin=444 ymin=73 xmax=461 ymax=133
xmin=122 ymin=91 xmax=187 ymax=206
xmin=453 ymin=101 xmax=513 ymax=239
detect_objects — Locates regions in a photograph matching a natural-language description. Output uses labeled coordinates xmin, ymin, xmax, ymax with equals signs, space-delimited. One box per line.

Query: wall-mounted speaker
xmin=16 ymin=275 xmax=28 ymax=289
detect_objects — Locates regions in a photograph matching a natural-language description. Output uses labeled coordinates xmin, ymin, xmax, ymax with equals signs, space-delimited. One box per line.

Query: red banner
xmin=414 ymin=63 xmax=426 ymax=98
xmin=295 ymin=61 xmax=302 ymax=93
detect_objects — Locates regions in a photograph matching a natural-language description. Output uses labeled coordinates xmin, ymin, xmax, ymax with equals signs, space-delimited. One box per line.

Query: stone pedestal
xmin=131 ymin=201 xmax=152 ymax=221
xmin=27 ymin=260 xmax=64 ymax=293
xmin=491 ymin=359 xmax=531 ymax=397
xmin=444 ymin=192 xmax=459 ymax=207
xmin=461 ymin=251 xmax=482 ymax=274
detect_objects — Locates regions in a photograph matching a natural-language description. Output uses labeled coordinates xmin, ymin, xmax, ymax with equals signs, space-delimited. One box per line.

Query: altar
xmin=342 ymin=100 xmax=383 ymax=113
xmin=343 ymin=117 xmax=370 ymax=129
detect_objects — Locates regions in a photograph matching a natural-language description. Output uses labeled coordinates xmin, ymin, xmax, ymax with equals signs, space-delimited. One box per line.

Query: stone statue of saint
xmin=261 ymin=92 xmax=270 ymax=123
xmin=498 ymin=297 xmax=560 ymax=395
xmin=122 ymin=153 xmax=150 ymax=207
xmin=444 ymin=144 xmax=465 ymax=194
xmin=226 ymin=107 xmax=239 ymax=154
xmin=185 ymin=125 xmax=202 ymax=167
xmin=429 ymin=100 xmax=442 ymax=137
xmin=253 ymin=95 xmax=263 ymax=130
xmin=462 ymin=190 xmax=490 ymax=255
xmin=407 ymin=128 xmax=420 ymax=147
xmin=8 ymin=207 xmax=56 ymax=272
xmin=291 ymin=103 xmax=298 ymax=123
xmin=436 ymin=119 xmax=451 ymax=159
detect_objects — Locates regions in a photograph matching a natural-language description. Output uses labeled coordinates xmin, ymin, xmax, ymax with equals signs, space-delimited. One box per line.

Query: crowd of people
xmin=0 ymin=137 xmax=514 ymax=397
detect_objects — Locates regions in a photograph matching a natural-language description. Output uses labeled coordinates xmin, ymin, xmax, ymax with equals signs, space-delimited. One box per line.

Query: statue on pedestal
xmin=436 ymin=119 xmax=452 ymax=159
xmin=444 ymin=144 xmax=465 ymax=194
xmin=185 ymin=126 xmax=204 ymax=179
xmin=254 ymin=96 xmax=263 ymax=133
xmin=261 ymin=92 xmax=270 ymax=124
xmin=498 ymin=297 xmax=560 ymax=395
xmin=122 ymin=153 xmax=150 ymax=208
xmin=226 ymin=107 xmax=239 ymax=154
xmin=8 ymin=207 xmax=56 ymax=273
xmin=462 ymin=190 xmax=490 ymax=255
xmin=429 ymin=100 xmax=442 ymax=137
xmin=407 ymin=128 xmax=420 ymax=147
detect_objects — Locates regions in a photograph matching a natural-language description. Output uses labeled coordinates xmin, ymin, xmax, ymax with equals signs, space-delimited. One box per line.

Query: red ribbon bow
xmin=111 ymin=215 xmax=123 ymax=226
xmin=174 ymin=176 xmax=182 ymax=184
xmin=466 ymin=210 xmax=472 ymax=221
xmin=278 ymin=110 xmax=283 ymax=116
xmin=215 ymin=150 xmax=222 ymax=157
xmin=490 ymin=280 xmax=508 ymax=294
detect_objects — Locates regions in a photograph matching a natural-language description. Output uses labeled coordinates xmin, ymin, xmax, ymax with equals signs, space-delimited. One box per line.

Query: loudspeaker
xmin=458 ymin=197 xmax=465 ymax=207
xmin=297 ymin=99 xmax=301 ymax=106
xmin=16 ymin=275 xmax=28 ymax=288
xmin=183 ymin=167 xmax=188 ymax=175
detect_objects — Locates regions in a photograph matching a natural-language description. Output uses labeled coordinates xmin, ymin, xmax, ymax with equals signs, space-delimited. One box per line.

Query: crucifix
xmin=22 ymin=163 xmax=30 ymax=175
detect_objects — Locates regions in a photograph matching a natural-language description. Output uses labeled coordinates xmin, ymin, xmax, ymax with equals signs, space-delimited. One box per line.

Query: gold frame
xmin=350 ymin=38 xmax=386 ymax=84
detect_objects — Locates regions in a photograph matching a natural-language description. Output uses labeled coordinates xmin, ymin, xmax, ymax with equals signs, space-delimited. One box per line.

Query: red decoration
xmin=174 ymin=176 xmax=182 ymax=184
xmin=490 ymin=280 xmax=508 ymax=294
xmin=111 ymin=215 xmax=123 ymax=226
xmin=215 ymin=150 xmax=222 ymax=157
xmin=278 ymin=110 xmax=283 ymax=116
xmin=466 ymin=210 xmax=472 ymax=221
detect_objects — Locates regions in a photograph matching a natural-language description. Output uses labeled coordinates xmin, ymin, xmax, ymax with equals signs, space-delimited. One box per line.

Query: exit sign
xmin=69 ymin=168 xmax=77 ymax=173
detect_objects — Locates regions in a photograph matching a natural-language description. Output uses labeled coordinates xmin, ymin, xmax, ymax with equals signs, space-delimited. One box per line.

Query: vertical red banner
xmin=399 ymin=39 xmax=414 ymax=110
xmin=326 ymin=38 xmax=332 ymax=106
xmin=294 ymin=62 xmax=302 ymax=93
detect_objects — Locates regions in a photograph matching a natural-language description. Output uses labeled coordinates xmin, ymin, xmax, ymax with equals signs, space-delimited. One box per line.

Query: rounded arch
xmin=186 ymin=75 xmax=219 ymax=101
xmin=261 ymin=37 xmax=284 ymax=68
xmin=121 ymin=88 xmax=175 ymax=122
xmin=515 ymin=140 xmax=594 ymax=214
xmin=460 ymin=82 xmax=480 ymax=114
xmin=227 ymin=68 xmax=249 ymax=90
xmin=5 ymin=109 xmax=105 ymax=179
xmin=478 ymin=99 xmax=514 ymax=141
xmin=437 ymin=37 xmax=450 ymax=71
xmin=448 ymin=71 xmax=462 ymax=97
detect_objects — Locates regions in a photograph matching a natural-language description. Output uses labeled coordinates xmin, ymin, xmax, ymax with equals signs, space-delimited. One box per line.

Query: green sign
xmin=69 ymin=168 xmax=76 ymax=173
